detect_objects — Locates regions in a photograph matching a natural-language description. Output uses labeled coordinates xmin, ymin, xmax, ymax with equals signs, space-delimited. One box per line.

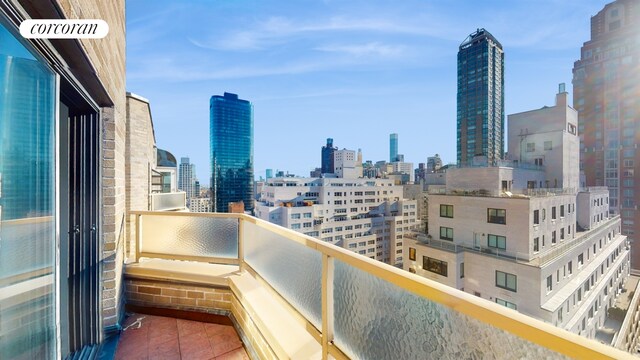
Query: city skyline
xmin=126 ymin=1 xmax=608 ymax=177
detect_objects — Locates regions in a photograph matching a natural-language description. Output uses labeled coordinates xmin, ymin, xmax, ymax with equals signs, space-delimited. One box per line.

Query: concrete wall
xmin=577 ymin=189 xmax=610 ymax=230
xmin=446 ymin=167 xmax=545 ymax=194
xmin=508 ymin=91 xmax=580 ymax=190
xmin=428 ymin=194 xmax=533 ymax=258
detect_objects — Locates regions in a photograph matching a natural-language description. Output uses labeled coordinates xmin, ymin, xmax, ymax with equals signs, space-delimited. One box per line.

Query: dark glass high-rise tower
xmin=457 ymin=28 xmax=504 ymax=166
xmin=321 ymin=138 xmax=337 ymax=174
xmin=573 ymin=0 xmax=640 ymax=268
xmin=210 ymin=92 xmax=254 ymax=212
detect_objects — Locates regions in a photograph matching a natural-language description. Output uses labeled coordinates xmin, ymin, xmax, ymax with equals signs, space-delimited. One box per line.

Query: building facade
xmin=391 ymin=161 xmax=415 ymax=183
xmin=427 ymin=154 xmax=443 ymax=173
xmin=407 ymin=88 xmax=632 ymax=343
xmin=390 ymin=133 xmax=398 ymax=162
xmin=457 ymin=28 xmax=505 ymax=166
xmin=178 ymin=157 xmax=197 ymax=205
xmin=210 ymin=92 xmax=254 ymax=212
xmin=256 ymin=177 xmax=418 ymax=266
xmin=189 ymin=197 xmax=212 ymax=213
xmin=321 ymin=138 xmax=337 ymax=174
xmin=507 ymin=87 xmax=580 ymax=190
xmin=573 ymin=0 xmax=640 ymax=268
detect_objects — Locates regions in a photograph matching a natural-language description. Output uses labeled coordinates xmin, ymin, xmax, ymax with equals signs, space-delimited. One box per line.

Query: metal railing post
xmin=135 ymin=214 xmax=141 ymax=262
xmin=321 ymin=254 xmax=335 ymax=360
xmin=238 ymin=217 xmax=245 ymax=271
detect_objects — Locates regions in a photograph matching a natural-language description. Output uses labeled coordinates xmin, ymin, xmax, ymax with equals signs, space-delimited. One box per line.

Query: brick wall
xmin=125 ymin=278 xmax=232 ymax=314
xmin=125 ymin=277 xmax=276 ymax=359
xmin=56 ymin=0 xmax=127 ymax=329
xmin=125 ymin=95 xmax=156 ymax=258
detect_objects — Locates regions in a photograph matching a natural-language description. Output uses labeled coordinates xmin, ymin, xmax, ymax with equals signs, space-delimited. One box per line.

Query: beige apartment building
xmin=405 ymin=88 xmax=636 ymax=345
xmin=256 ymin=176 xmax=418 ymax=266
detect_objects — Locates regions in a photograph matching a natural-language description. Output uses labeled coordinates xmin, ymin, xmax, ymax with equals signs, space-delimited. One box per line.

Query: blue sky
xmin=126 ymin=0 xmax=605 ymax=182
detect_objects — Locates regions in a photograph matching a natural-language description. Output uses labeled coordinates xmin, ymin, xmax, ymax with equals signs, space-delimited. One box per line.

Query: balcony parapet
xmin=149 ymin=192 xmax=187 ymax=211
xmin=125 ymin=211 xmax=635 ymax=359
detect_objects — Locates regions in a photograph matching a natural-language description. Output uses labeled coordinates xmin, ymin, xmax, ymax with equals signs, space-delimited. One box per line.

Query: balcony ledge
xmin=124 ymin=258 xmax=322 ymax=359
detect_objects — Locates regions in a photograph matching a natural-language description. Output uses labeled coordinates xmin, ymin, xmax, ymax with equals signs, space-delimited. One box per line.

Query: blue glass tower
xmin=389 ymin=133 xmax=398 ymax=162
xmin=210 ymin=92 xmax=254 ymax=212
xmin=457 ymin=28 xmax=504 ymax=166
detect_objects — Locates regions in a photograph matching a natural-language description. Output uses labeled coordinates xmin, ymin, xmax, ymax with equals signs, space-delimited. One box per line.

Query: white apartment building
xmin=391 ymin=161 xmax=414 ymax=183
xmin=256 ymin=177 xmax=418 ymax=266
xmin=189 ymin=197 xmax=211 ymax=213
xmin=333 ymin=149 xmax=358 ymax=179
xmin=405 ymin=88 xmax=631 ymax=341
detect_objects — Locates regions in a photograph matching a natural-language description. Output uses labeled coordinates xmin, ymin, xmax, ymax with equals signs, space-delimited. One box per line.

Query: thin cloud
xmin=193 ymin=15 xmax=461 ymax=52
xmin=315 ymin=42 xmax=405 ymax=57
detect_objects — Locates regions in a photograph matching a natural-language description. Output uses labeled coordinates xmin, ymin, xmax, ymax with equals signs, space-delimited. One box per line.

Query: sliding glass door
xmin=0 ymin=21 xmax=57 ymax=360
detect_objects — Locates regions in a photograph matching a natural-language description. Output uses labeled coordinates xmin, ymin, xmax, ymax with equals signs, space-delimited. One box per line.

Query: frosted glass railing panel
xmin=141 ymin=215 xmax=238 ymax=258
xmin=243 ymin=221 xmax=322 ymax=329
xmin=333 ymin=260 xmax=565 ymax=360
xmin=150 ymin=192 xmax=186 ymax=211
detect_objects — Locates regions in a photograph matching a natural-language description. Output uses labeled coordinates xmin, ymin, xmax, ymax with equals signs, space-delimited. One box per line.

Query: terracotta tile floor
xmin=115 ymin=313 xmax=249 ymax=360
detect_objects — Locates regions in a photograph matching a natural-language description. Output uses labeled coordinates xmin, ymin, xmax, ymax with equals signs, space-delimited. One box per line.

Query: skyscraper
xmin=457 ymin=28 xmax=504 ymax=166
xmin=390 ymin=133 xmax=398 ymax=162
xmin=178 ymin=157 xmax=196 ymax=204
xmin=573 ymin=0 xmax=640 ymax=268
xmin=321 ymin=138 xmax=336 ymax=174
xmin=210 ymin=92 xmax=254 ymax=212
xmin=427 ymin=154 xmax=443 ymax=173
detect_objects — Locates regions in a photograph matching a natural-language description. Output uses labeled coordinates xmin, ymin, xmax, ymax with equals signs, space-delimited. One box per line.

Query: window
xmin=496 ymin=271 xmax=517 ymax=292
xmin=552 ymin=207 xmax=557 ymax=220
xmin=527 ymin=142 xmax=535 ymax=152
xmin=423 ymin=256 xmax=448 ymax=277
xmin=291 ymin=213 xmax=301 ymax=219
xmin=560 ymin=205 xmax=565 ymax=217
xmin=409 ymin=247 xmax=416 ymax=261
xmin=0 ymin=21 xmax=59 ymax=358
xmin=533 ymin=210 xmax=539 ymax=225
xmin=496 ymin=298 xmax=517 ymax=310
xmin=568 ymin=261 xmax=573 ymax=275
xmin=440 ymin=227 xmax=453 ymax=241
xmin=292 ymin=223 xmax=301 ymax=229
xmin=303 ymin=213 xmax=312 ymax=218
xmin=534 ymin=237 xmax=540 ymax=252
xmin=578 ymin=254 xmax=584 ymax=267
xmin=488 ymin=234 xmax=506 ymax=250
xmin=303 ymin=222 xmax=312 ymax=228
xmin=487 ymin=208 xmax=506 ymax=224
xmin=552 ymin=231 xmax=556 ymax=244
xmin=544 ymin=141 xmax=553 ymax=150
xmin=460 ymin=263 xmax=465 ymax=278
xmin=546 ymin=275 xmax=553 ymax=293
xmin=560 ymin=228 xmax=565 ymax=240
xmin=440 ymin=204 xmax=453 ymax=218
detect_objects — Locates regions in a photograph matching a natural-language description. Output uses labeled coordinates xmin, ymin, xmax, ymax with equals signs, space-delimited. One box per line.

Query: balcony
xmin=149 ymin=192 xmax=187 ymax=211
xmin=123 ymin=211 xmax=632 ymax=359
